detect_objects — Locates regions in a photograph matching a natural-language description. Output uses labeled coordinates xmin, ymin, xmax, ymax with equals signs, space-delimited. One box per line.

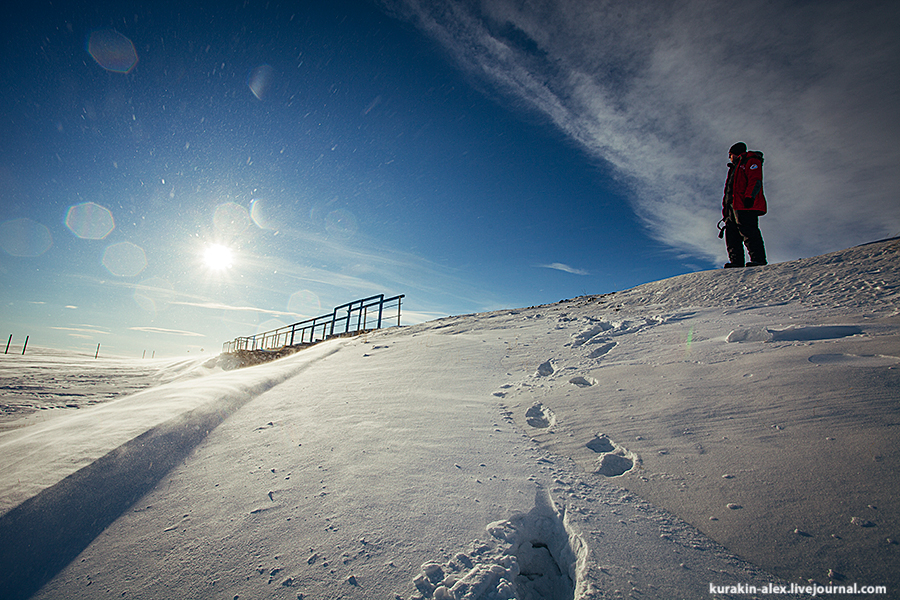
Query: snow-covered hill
xmin=2 ymin=238 xmax=898 ymax=599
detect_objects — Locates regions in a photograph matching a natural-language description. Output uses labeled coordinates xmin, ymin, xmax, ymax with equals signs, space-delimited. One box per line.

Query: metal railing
xmin=222 ymin=294 xmax=404 ymax=353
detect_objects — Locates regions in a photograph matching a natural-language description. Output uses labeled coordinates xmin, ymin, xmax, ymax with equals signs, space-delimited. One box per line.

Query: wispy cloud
xmin=169 ymin=300 xmax=305 ymax=319
xmin=538 ymin=262 xmax=589 ymax=276
xmin=50 ymin=326 xmax=110 ymax=335
xmin=379 ymin=0 xmax=900 ymax=263
xmin=243 ymin=226 xmax=515 ymax=316
xmin=129 ymin=326 xmax=206 ymax=337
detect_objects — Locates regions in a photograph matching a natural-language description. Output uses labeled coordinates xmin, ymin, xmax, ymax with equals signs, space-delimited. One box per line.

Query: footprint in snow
xmin=596 ymin=454 xmax=635 ymax=478
xmin=586 ymin=434 xmax=638 ymax=477
xmin=492 ymin=383 xmax=515 ymax=398
xmin=410 ymin=487 xmax=581 ymax=600
xmin=571 ymin=322 xmax=614 ymax=347
xmin=535 ymin=360 xmax=555 ymax=377
xmin=587 ymin=341 xmax=616 ymax=359
xmin=525 ymin=402 xmax=556 ymax=429
xmin=568 ymin=376 xmax=596 ymax=388
xmin=586 ymin=435 xmax=615 ymax=454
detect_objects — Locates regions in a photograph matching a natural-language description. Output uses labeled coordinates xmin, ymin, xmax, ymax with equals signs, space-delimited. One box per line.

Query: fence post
xmin=22 ymin=336 xmax=29 ymax=355
xmin=5 ymin=334 xmax=10 ymax=354
xmin=95 ymin=343 xmax=100 ymax=359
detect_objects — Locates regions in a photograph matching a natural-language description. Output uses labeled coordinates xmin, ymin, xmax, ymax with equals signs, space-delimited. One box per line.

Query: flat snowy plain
xmin=1 ymin=238 xmax=898 ymax=599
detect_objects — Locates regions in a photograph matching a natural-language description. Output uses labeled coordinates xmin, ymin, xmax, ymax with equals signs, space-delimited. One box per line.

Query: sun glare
xmin=203 ymin=244 xmax=234 ymax=271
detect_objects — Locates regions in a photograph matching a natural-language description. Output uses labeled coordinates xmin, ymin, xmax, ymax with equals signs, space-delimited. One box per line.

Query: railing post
xmin=223 ymin=294 xmax=404 ymax=353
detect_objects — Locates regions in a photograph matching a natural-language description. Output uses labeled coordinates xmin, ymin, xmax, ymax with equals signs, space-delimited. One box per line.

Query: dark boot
xmin=736 ymin=211 xmax=767 ymax=266
xmin=746 ymin=240 xmax=767 ymax=266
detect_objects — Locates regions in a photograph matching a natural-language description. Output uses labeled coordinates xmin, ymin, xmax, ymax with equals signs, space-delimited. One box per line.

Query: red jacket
xmin=725 ymin=151 xmax=767 ymax=214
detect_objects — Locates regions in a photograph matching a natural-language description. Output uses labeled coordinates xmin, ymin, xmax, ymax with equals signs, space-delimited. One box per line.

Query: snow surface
xmin=1 ymin=238 xmax=899 ymax=599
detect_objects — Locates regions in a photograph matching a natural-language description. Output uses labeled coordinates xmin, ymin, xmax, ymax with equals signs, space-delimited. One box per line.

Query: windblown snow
xmin=2 ymin=238 xmax=898 ymax=599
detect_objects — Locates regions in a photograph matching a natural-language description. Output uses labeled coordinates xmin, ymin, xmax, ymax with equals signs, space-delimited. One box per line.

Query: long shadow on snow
xmin=0 ymin=392 xmax=252 ymax=600
xmin=0 ymin=347 xmax=339 ymax=599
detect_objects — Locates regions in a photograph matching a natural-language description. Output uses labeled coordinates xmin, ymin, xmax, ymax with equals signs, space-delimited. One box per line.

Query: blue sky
xmin=2 ymin=0 xmax=898 ymax=358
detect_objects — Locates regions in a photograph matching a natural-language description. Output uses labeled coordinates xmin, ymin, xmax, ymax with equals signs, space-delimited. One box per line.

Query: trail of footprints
xmin=494 ymin=315 xmax=642 ymax=479
xmin=411 ymin=314 xmax=652 ymax=598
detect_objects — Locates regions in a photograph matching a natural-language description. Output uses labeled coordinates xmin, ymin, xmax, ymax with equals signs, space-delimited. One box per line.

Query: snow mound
xmin=727 ymin=324 xmax=865 ymax=343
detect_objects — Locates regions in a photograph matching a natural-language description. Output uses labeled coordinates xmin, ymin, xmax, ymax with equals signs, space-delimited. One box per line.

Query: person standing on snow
xmin=720 ymin=141 xmax=767 ymax=268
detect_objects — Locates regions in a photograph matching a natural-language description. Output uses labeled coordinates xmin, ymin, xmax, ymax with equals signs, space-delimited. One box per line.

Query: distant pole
xmin=4 ymin=335 xmax=10 ymax=354
xmin=95 ymin=343 xmax=101 ymax=359
xmin=142 ymin=350 xmax=146 ymax=359
xmin=152 ymin=351 xmax=155 ymax=359
xmin=22 ymin=336 xmax=29 ymax=355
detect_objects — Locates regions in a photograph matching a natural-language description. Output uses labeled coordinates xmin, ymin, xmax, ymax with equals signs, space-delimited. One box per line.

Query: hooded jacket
xmin=723 ymin=151 xmax=767 ymax=215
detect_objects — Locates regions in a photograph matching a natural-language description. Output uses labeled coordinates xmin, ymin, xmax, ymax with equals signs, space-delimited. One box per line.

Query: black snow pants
xmin=724 ymin=209 xmax=767 ymax=266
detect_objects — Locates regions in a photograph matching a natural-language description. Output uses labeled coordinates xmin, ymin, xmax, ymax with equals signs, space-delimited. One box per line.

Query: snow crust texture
xmin=2 ymin=238 xmax=899 ymax=599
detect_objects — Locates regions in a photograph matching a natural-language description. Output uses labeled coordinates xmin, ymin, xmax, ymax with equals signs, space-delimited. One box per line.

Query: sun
xmin=202 ymin=244 xmax=234 ymax=271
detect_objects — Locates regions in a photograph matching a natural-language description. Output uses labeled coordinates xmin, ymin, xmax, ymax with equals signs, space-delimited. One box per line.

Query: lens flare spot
xmin=0 ymin=218 xmax=53 ymax=257
xmin=87 ymin=29 xmax=138 ymax=73
xmin=102 ymin=242 xmax=147 ymax=277
xmin=250 ymin=198 xmax=282 ymax=230
xmin=287 ymin=289 xmax=322 ymax=315
xmin=203 ymin=244 xmax=233 ymax=271
xmin=65 ymin=202 xmax=115 ymax=239
xmin=256 ymin=318 xmax=287 ymax=336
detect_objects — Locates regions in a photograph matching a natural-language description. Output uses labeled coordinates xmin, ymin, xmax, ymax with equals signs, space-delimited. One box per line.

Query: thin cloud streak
xmin=538 ymin=263 xmax=589 ymax=276
xmin=49 ymin=326 xmax=110 ymax=335
xmin=264 ymin=225 xmax=518 ymax=313
xmin=128 ymin=327 xmax=206 ymax=337
xmin=169 ymin=301 xmax=305 ymax=320
xmin=379 ymin=0 xmax=900 ymax=264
